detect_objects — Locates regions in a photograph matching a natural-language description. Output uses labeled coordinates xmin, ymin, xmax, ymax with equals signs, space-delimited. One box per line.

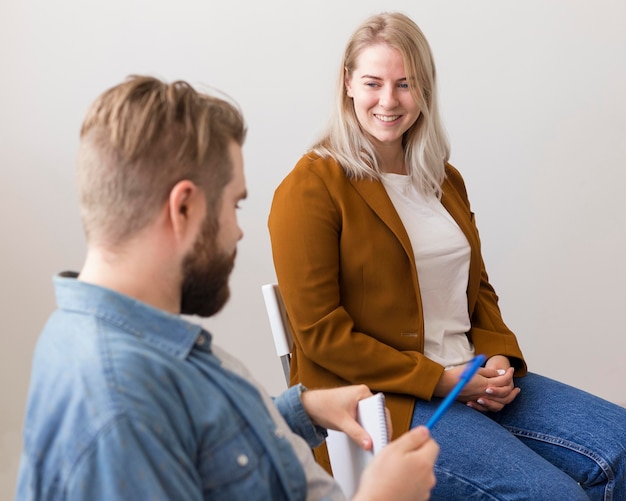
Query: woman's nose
xmin=379 ymin=86 xmax=398 ymax=109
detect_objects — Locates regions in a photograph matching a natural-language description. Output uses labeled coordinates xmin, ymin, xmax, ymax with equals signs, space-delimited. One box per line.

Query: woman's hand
xmin=434 ymin=355 xmax=520 ymax=413
xmin=301 ymin=384 xmax=392 ymax=450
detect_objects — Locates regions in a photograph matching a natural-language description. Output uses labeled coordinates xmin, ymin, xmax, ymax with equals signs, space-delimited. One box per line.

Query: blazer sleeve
xmin=268 ymin=157 xmax=444 ymax=400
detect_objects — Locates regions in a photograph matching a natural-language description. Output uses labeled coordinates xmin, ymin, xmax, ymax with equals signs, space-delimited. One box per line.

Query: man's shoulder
xmin=28 ymin=309 xmax=200 ymax=433
xmin=21 ymin=312 xmax=205 ymax=496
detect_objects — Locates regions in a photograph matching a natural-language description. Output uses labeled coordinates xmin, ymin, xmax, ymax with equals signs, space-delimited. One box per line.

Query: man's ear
xmin=167 ymin=180 xmax=205 ymax=244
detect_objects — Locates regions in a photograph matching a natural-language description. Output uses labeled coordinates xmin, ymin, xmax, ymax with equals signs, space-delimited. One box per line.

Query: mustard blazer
xmin=268 ymin=153 xmax=527 ymax=472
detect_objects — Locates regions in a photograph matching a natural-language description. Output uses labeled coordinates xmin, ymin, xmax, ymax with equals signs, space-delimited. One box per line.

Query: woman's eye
xmin=398 ymin=82 xmax=409 ymax=89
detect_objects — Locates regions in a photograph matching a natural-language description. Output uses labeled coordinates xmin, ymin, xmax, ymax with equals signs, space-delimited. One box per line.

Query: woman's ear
xmin=344 ymin=68 xmax=353 ymax=98
xmin=168 ymin=180 xmax=205 ymax=243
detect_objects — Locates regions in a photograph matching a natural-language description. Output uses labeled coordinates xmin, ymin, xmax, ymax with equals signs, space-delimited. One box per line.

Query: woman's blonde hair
xmin=312 ymin=12 xmax=450 ymax=196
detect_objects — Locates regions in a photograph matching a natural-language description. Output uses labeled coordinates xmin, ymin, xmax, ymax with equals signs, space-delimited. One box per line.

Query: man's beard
xmin=180 ymin=215 xmax=236 ymax=317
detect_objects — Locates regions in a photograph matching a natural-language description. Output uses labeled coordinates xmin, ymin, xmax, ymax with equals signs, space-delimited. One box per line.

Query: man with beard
xmin=16 ymin=75 xmax=439 ymax=501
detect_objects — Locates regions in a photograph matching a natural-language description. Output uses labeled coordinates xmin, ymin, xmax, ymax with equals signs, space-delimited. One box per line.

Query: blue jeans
xmin=411 ymin=373 xmax=626 ymax=500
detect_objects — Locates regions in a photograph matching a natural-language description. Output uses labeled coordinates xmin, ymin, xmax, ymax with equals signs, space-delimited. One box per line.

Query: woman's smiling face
xmin=345 ymin=43 xmax=421 ymax=152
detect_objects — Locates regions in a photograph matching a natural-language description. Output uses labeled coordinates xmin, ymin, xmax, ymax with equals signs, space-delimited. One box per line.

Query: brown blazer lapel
xmin=348 ymin=177 xmax=415 ymax=260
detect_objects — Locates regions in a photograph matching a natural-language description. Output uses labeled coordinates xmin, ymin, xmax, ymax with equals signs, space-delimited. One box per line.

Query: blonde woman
xmin=269 ymin=12 xmax=626 ymax=500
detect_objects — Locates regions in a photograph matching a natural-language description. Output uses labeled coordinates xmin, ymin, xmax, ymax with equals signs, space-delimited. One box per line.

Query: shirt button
xmin=195 ymin=335 xmax=205 ymax=346
xmin=275 ymin=428 xmax=285 ymax=439
xmin=237 ymin=454 xmax=249 ymax=467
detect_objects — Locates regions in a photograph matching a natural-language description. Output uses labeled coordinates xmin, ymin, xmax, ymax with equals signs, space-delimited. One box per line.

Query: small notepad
xmin=326 ymin=393 xmax=389 ymax=498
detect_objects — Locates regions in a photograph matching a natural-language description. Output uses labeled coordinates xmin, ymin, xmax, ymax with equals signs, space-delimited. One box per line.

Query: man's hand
xmin=353 ymin=426 xmax=439 ymax=501
xmin=301 ymin=384 xmax=386 ymax=450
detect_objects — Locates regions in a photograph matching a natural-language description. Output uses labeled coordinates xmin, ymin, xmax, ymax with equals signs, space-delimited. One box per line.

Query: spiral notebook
xmin=326 ymin=392 xmax=389 ymax=498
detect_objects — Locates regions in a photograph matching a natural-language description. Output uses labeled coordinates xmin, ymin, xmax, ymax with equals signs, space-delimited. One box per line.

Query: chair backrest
xmin=261 ymin=283 xmax=370 ymax=499
xmin=261 ymin=283 xmax=293 ymax=386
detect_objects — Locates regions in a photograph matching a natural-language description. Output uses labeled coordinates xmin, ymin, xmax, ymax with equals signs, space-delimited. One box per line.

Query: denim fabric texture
xmin=412 ymin=372 xmax=626 ymax=500
xmin=17 ymin=275 xmax=327 ymax=501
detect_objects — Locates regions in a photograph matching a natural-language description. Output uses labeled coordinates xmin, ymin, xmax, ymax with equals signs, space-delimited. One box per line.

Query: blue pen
xmin=426 ymin=354 xmax=487 ymax=430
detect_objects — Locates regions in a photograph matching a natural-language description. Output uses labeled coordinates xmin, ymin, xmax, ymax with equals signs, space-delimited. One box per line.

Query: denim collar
xmin=53 ymin=272 xmax=208 ymax=359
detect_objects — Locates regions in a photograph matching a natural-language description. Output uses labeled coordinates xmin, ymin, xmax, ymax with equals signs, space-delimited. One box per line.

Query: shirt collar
xmin=54 ymin=271 xmax=209 ymax=359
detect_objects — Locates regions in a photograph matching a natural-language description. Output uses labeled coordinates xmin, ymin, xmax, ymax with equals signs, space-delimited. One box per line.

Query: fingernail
xmin=485 ymin=388 xmax=494 ymax=394
xmin=497 ymin=369 xmax=506 ymax=375
xmin=477 ymin=398 xmax=486 ymax=405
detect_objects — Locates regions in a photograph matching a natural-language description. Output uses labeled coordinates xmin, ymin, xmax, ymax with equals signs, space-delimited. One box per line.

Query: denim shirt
xmin=17 ymin=274 xmax=343 ymax=500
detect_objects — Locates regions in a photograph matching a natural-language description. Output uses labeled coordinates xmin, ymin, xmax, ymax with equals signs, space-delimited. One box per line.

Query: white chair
xmin=261 ymin=283 xmax=376 ymax=498
xmin=261 ymin=283 xmax=293 ymax=386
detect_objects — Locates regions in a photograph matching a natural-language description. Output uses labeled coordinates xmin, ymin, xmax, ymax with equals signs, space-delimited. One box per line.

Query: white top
xmin=381 ymin=173 xmax=475 ymax=368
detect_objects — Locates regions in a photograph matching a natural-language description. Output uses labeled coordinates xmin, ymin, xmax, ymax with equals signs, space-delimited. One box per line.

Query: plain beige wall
xmin=2 ymin=0 xmax=625 ymax=497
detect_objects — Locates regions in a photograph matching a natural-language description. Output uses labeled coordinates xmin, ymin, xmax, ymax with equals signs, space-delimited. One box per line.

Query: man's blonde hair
xmin=77 ymin=75 xmax=246 ymax=246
